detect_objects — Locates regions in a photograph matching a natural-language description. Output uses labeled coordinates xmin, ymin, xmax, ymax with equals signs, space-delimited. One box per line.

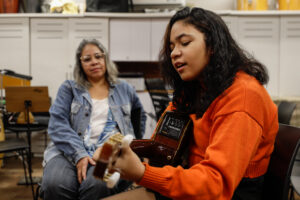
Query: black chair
xmin=3 ymin=86 xmax=50 ymax=200
xmin=131 ymin=107 xmax=143 ymax=140
xmin=291 ymin=168 xmax=300 ymax=200
xmin=144 ymin=78 xmax=171 ymax=121
xmin=4 ymin=86 xmax=50 ymax=158
xmin=262 ymin=123 xmax=300 ymax=200
xmin=3 ymin=107 xmax=50 ymax=149
xmin=0 ymin=137 xmax=35 ymax=199
xmin=278 ymin=101 xmax=297 ymax=125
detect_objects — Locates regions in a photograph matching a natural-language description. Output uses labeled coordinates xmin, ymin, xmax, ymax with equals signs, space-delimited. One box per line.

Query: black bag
xmin=86 ymin=0 xmax=133 ymax=12
xmin=21 ymin=0 xmax=42 ymax=13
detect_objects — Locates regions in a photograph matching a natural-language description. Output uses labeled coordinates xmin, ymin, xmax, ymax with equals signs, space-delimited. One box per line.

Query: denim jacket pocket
xmin=121 ymin=104 xmax=131 ymax=115
xmin=70 ymin=101 xmax=81 ymax=125
xmin=121 ymin=104 xmax=134 ymax=135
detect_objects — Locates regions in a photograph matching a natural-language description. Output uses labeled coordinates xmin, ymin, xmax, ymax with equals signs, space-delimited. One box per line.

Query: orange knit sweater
xmin=138 ymin=72 xmax=279 ymax=200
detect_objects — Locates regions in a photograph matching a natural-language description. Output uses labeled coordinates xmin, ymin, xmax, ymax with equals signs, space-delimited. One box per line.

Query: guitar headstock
xmin=93 ymin=133 xmax=133 ymax=188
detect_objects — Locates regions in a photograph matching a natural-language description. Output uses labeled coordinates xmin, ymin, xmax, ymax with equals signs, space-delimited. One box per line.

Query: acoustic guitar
xmin=93 ymin=111 xmax=193 ymax=188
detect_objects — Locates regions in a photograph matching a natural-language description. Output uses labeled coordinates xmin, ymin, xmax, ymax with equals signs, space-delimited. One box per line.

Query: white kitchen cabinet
xmin=222 ymin=16 xmax=238 ymax=40
xmin=279 ymin=16 xmax=300 ymax=97
xmin=0 ymin=18 xmax=29 ymax=75
xmin=137 ymin=91 xmax=157 ymax=139
xmin=237 ymin=16 xmax=280 ymax=97
xmin=68 ymin=18 xmax=109 ymax=67
xmin=110 ymin=18 xmax=151 ymax=61
xmin=30 ymin=18 xmax=69 ymax=99
xmin=150 ymin=18 xmax=169 ymax=61
xmin=31 ymin=18 xmax=109 ymax=99
xmin=110 ymin=18 xmax=169 ymax=61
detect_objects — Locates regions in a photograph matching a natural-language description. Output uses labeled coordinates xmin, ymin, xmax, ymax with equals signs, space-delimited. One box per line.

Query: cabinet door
xmin=110 ymin=19 xmax=151 ymax=61
xmin=69 ymin=18 xmax=109 ymax=69
xmin=237 ymin=16 xmax=280 ymax=97
xmin=0 ymin=18 xmax=29 ymax=75
xmin=279 ymin=17 xmax=300 ymax=97
xmin=31 ymin=18 xmax=69 ymax=99
xmin=221 ymin=16 xmax=238 ymax=40
xmin=137 ymin=91 xmax=157 ymax=139
xmin=151 ymin=18 xmax=169 ymax=61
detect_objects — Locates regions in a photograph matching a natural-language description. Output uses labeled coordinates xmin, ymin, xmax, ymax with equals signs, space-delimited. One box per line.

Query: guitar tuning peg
xmin=107 ymin=172 xmax=121 ymax=188
xmin=94 ymin=133 xmax=134 ymax=188
xmin=122 ymin=135 xmax=134 ymax=148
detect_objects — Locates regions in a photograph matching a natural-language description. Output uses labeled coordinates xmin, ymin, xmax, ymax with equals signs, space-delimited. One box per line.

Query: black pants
xmin=153 ymin=175 xmax=264 ymax=200
xmin=232 ymin=175 xmax=264 ymax=200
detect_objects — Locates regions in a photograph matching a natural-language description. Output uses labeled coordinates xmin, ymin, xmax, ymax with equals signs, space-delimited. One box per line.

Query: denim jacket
xmin=43 ymin=79 xmax=146 ymax=166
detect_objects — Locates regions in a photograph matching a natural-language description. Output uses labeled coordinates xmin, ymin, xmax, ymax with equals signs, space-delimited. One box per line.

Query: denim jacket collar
xmin=73 ymin=80 xmax=117 ymax=106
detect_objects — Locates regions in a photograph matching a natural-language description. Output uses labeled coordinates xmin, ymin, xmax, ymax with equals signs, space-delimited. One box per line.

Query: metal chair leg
xmin=20 ymin=150 xmax=29 ymax=185
xmin=44 ymin=131 xmax=47 ymax=149
xmin=290 ymin=186 xmax=295 ymax=200
xmin=26 ymin=148 xmax=35 ymax=199
xmin=35 ymin=183 xmax=42 ymax=200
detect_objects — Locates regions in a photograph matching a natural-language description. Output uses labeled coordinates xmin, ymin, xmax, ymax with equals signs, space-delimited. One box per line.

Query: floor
xmin=294 ymin=191 xmax=300 ymax=200
xmin=0 ymin=156 xmax=43 ymax=200
xmin=1 ymin=156 xmax=300 ymax=200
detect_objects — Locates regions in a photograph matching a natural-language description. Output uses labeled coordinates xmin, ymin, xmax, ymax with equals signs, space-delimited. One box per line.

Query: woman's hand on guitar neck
xmin=109 ymin=144 xmax=146 ymax=182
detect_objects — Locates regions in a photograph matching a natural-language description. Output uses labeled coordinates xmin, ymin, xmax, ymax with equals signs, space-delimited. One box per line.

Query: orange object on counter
xmin=0 ymin=0 xmax=19 ymax=13
xmin=237 ymin=0 xmax=268 ymax=10
xmin=237 ymin=0 xmax=245 ymax=10
xmin=257 ymin=0 xmax=269 ymax=10
xmin=278 ymin=0 xmax=300 ymax=10
xmin=278 ymin=0 xmax=288 ymax=9
xmin=0 ymin=0 xmax=3 ymax=13
xmin=290 ymin=0 xmax=300 ymax=10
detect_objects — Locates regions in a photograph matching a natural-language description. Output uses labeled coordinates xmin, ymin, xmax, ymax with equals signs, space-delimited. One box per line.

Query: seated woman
xmin=100 ymin=7 xmax=279 ymax=200
xmin=41 ymin=38 xmax=147 ymax=200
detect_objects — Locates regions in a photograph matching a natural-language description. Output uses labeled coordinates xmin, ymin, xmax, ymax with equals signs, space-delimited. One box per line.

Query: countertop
xmin=1 ymin=10 xmax=300 ymax=18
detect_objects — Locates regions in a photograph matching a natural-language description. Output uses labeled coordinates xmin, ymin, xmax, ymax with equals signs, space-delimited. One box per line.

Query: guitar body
xmin=131 ymin=111 xmax=193 ymax=167
xmin=93 ymin=111 xmax=193 ymax=187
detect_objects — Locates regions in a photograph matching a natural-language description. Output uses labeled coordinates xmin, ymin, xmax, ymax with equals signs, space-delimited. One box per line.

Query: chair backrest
xmin=131 ymin=107 xmax=142 ymax=139
xmin=144 ymin=78 xmax=171 ymax=121
xmin=278 ymin=101 xmax=297 ymax=125
xmin=262 ymin=123 xmax=300 ymax=200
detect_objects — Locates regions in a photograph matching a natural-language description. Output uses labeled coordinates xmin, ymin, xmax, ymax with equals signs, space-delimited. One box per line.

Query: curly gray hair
xmin=73 ymin=39 xmax=118 ymax=88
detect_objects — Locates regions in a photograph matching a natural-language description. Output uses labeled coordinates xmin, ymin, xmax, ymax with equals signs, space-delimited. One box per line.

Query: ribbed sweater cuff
xmin=137 ymin=163 xmax=169 ymax=193
xmin=244 ymin=157 xmax=270 ymax=178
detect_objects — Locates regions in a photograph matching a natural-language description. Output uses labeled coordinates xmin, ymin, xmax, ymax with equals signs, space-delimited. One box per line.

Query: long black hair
xmin=160 ymin=7 xmax=268 ymax=118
